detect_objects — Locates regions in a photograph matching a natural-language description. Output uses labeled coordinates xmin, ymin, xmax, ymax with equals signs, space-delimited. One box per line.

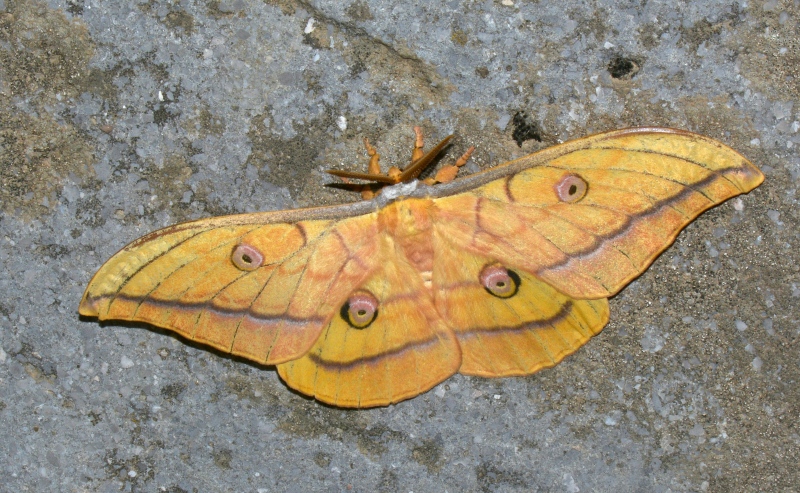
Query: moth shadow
xmin=323 ymin=182 xmax=381 ymax=196
xmin=79 ymin=315 xmax=353 ymax=410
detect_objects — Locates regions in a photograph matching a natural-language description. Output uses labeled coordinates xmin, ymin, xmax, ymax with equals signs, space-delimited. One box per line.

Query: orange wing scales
xmin=278 ymin=243 xmax=461 ymax=408
xmin=81 ymin=214 xmax=385 ymax=365
xmin=79 ymin=127 xmax=765 ymax=408
xmin=535 ymin=166 xmax=757 ymax=297
xmin=432 ymin=242 xmax=609 ymax=377
xmin=435 ymin=142 xmax=763 ymax=298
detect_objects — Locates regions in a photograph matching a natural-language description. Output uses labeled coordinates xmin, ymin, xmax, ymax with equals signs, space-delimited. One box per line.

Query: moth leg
xmin=401 ymin=126 xmax=427 ymax=184
xmin=348 ymin=180 xmax=379 ymax=201
xmin=360 ymin=185 xmax=380 ymax=200
xmin=357 ymin=139 xmax=383 ymax=199
xmin=363 ymin=134 xmax=403 ymax=183
xmin=423 ymin=145 xmax=476 ymax=185
xmin=364 ymin=137 xmax=382 ymax=175
xmin=411 ymin=125 xmax=425 ymax=162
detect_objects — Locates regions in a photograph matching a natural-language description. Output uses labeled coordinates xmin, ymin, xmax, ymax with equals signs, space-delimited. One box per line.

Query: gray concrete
xmin=1 ymin=0 xmax=798 ymax=491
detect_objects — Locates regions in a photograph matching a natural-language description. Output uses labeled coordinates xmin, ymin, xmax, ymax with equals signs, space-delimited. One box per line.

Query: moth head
xmin=555 ymin=173 xmax=588 ymax=203
xmin=231 ymin=244 xmax=264 ymax=271
xmin=341 ymin=291 xmax=379 ymax=329
xmin=480 ymin=264 xmax=521 ymax=298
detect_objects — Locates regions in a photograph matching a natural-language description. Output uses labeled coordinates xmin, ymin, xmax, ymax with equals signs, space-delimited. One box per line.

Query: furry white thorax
xmin=373 ymin=180 xmax=422 ymax=207
xmin=381 ymin=180 xmax=418 ymax=199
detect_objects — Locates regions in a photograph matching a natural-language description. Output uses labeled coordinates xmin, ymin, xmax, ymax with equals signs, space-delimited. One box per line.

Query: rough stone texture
xmin=1 ymin=0 xmax=798 ymax=491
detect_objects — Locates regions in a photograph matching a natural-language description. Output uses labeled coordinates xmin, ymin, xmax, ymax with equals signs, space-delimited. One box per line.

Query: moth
xmin=79 ymin=127 xmax=764 ymax=408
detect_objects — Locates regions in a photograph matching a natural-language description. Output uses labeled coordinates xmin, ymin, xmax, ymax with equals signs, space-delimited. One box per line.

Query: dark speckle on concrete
xmin=1 ymin=0 xmax=798 ymax=491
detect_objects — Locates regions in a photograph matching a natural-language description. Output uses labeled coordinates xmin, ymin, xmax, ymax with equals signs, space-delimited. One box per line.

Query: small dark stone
xmin=608 ymin=56 xmax=641 ymax=80
xmin=511 ymin=111 xmax=543 ymax=146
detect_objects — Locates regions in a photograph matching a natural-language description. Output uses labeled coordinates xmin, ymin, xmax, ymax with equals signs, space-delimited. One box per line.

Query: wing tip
xmin=78 ymin=294 xmax=101 ymax=317
xmin=737 ymin=160 xmax=766 ymax=191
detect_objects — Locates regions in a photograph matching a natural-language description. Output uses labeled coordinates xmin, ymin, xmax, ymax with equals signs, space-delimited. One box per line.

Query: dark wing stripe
xmin=457 ymin=301 xmax=573 ymax=339
xmin=226 ymin=247 xmax=288 ymax=352
xmin=539 ymin=169 xmax=731 ymax=272
xmin=98 ymin=226 xmax=261 ymax=315
xmin=129 ymin=234 xmax=248 ymax=318
xmin=109 ymin=294 xmax=326 ymax=326
xmin=476 ymin=196 xmax=618 ymax=290
xmin=308 ymin=336 xmax=439 ymax=371
xmin=444 ymin=203 xmax=614 ymax=293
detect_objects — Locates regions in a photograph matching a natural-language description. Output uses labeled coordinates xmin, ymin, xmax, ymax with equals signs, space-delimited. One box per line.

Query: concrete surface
xmin=1 ymin=0 xmax=798 ymax=491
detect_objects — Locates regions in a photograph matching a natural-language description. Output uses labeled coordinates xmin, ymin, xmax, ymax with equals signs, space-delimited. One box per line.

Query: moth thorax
xmin=381 ymin=199 xmax=435 ymax=275
xmin=382 ymin=199 xmax=434 ymax=235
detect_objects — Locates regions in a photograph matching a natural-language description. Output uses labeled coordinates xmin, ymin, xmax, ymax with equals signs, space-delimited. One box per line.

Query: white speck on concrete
xmin=640 ymin=325 xmax=665 ymax=353
xmin=605 ymin=411 xmax=621 ymax=426
xmin=689 ymin=423 xmax=705 ymax=437
xmin=564 ymin=473 xmax=580 ymax=492
xmin=304 ymin=18 xmax=316 ymax=34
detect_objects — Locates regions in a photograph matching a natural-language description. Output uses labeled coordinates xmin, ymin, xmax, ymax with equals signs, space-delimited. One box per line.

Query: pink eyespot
xmin=341 ymin=292 xmax=379 ymax=329
xmin=555 ymin=173 xmax=588 ymax=203
xmin=480 ymin=265 xmax=520 ymax=298
xmin=231 ymin=244 xmax=264 ymax=271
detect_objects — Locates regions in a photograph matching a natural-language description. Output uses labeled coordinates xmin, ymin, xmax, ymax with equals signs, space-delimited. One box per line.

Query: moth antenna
xmin=398 ymin=134 xmax=454 ymax=182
